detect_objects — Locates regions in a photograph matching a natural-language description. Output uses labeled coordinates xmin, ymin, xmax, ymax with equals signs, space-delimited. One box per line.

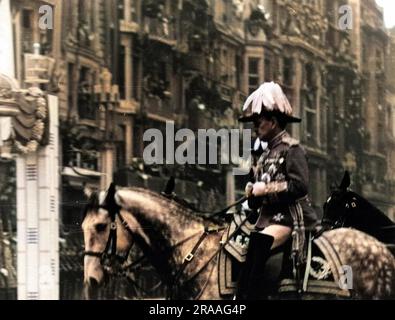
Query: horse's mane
xmin=117 ymin=187 xmax=223 ymax=225
xmin=349 ymin=191 xmax=394 ymax=227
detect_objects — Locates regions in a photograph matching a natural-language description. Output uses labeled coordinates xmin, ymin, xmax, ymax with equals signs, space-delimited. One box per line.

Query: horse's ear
xmin=163 ymin=176 xmax=175 ymax=195
xmin=104 ymin=183 xmax=117 ymax=204
xmin=339 ymin=171 xmax=351 ymax=191
xmin=90 ymin=192 xmax=99 ymax=207
xmin=104 ymin=183 xmax=122 ymax=213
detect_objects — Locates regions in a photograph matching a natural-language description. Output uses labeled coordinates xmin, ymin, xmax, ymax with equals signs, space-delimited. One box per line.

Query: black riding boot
xmin=235 ymin=232 xmax=262 ymax=300
xmin=245 ymin=233 xmax=274 ymax=300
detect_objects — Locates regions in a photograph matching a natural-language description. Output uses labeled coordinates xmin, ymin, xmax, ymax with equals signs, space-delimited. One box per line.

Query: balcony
xmin=217 ymin=84 xmax=234 ymax=104
xmin=145 ymin=95 xmax=174 ymax=120
xmin=144 ymin=17 xmax=176 ymax=47
xmin=65 ymin=149 xmax=99 ymax=172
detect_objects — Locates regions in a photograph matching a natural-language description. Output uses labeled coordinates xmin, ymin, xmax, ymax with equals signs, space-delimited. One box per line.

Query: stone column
xmin=0 ymin=0 xmax=15 ymax=147
xmin=293 ymin=53 xmax=303 ymax=140
xmin=100 ymin=143 xmax=115 ymax=190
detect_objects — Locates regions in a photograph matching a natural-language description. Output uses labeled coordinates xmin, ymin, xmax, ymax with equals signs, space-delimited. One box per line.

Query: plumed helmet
xmin=239 ymin=82 xmax=301 ymax=123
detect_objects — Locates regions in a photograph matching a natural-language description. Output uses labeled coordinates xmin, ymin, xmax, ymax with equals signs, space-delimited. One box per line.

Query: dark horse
xmin=321 ymin=171 xmax=395 ymax=245
xmin=82 ymin=176 xmax=395 ymax=300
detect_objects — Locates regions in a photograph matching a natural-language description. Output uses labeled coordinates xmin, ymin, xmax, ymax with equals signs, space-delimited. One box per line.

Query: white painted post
xmin=38 ymin=95 xmax=59 ymax=299
xmin=17 ymin=95 xmax=59 ymax=300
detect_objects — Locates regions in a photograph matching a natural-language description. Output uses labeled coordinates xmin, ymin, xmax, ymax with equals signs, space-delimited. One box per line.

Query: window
xmin=22 ymin=9 xmax=32 ymax=29
xmin=130 ymin=0 xmax=139 ymax=22
xmin=378 ymin=112 xmax=386 ymax=154
xmin=133 ymin=121 xmax=143 ymax=158
xmin=302 ymin=63 xmax=319 ymax=146
xmin=222 ymin=0 xmax=229 ymax=23
xmin=305 ymin=63 xmax=315 ymax=88
xmin=376 ymin=49 xmax=383 ymax=71
xmin=118 ymin=0 xmax=125 ymax=20
xmin=144 ymin=58 xmax=169 ymax=98
xmin=264 ymin=57 xmax=272 ymax=82
xmin=40 ymin=12 xmax=54 ymax=56
xmin=303 ymin=90 xmax=318 ymax=146
xmin=235 ymin=55 xmax=243 ymax=90
xmin=248 ymin=58 xmax=260 ymax=94
xmin=67 ymin=63 xmax=75 ymax=112
xmin=283 ymin=57 xmax=294 ymax=87
xmin=132 ymin=49 xmax=140 ymax=100
xmin=22 ymin=9 xmax=33 ymax=53
xmin=115 ymin=126 xmax=126 ymax=170
xmin=362 ymin=43 xmax=368 ymax=66
xmin=78 ymin=67 xmax=96 ymax=120
xmin=119 ymin=45 xmax=126 ymax=99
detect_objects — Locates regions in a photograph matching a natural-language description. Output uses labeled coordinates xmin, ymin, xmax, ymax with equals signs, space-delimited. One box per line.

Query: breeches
xmin=257 ymin=224 xmax=292 ymax=250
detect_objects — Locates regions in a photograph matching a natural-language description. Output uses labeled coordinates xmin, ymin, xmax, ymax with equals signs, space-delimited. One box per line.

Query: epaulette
xmin=282 ymin=135 xmax=300 ymax=147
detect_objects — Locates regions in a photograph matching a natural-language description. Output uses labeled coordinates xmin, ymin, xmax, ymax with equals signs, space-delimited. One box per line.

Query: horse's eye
xmin=95 ymin=223 xmax=107 ymax=233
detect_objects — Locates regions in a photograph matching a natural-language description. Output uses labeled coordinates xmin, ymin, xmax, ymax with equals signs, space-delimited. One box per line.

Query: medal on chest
xmin=258 ymin=152 xmax=286 ymax=182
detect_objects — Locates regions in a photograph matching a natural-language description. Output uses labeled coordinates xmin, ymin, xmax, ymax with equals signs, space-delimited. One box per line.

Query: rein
xmin=167 ymin=210 xmax=253 ymax=300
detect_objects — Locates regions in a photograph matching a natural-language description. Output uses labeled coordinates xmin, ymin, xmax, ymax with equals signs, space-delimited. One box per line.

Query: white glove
xmin=252 ymin=182 xmax=268 ymax=197
xmin=245 ymin=182 xmax=254 ymax=197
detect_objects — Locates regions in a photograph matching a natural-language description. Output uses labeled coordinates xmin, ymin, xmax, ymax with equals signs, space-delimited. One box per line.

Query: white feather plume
xmin=242 ymin=82 xmax=292 ymax=115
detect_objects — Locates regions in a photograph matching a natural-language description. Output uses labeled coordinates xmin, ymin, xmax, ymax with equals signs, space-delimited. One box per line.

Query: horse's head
xmin=81 ymin=184 xmax=133 ymax=295
xmin=323 ymin=171 xmax=354 ymax=228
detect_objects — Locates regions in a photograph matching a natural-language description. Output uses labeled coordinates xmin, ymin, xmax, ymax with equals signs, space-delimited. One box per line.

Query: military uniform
xmin=235 ymin=82 xmax=317 ymax=300
xmin=249 ymin=131 xmax=317 ymax=231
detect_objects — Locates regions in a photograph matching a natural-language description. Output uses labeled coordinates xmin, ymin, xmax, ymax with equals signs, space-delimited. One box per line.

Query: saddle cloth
xmin=218 ymin=215 xmax=351 ymax=298
xmin=222 ymin=212 xmax=256 ymax=263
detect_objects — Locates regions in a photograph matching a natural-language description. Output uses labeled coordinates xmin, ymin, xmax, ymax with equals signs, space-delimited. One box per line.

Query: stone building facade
xmin=349 ymin=0 xmax=395 ymax=216
xmin=237 ymin=0 xmax=395 ymax=217
xmin=385 ymin=26 xmax=395 ymax=219
xmin=2 ymin=0 xmax=395 ymax=299
xmin=7 ymin=0 xmax=395 ymax=236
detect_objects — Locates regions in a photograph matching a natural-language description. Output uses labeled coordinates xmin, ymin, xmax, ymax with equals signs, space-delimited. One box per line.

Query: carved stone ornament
xmin=0 ymin=74 xmax=48 ymax=154
xmin=12 ymin=87 xmax=48 ymax=154
xmin=247 ymin=5 xmax=271 ymax=38
xmin=282 ymin=3 xmax=328 ymax=45
xmin=0 ymin=74 xmax=20 ymax=116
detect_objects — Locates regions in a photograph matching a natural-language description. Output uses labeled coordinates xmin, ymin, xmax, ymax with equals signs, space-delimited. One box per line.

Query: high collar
xmin=268 ymin=130 xmax=287 ymax=149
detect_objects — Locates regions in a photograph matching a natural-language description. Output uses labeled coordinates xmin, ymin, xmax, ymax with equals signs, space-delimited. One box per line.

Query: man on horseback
xmin=236 ymin=82 xmax=318 ymax=299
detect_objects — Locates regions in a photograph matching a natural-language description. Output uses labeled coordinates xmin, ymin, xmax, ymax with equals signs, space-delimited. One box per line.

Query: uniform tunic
xmin=249 ymin=131 xmax=318 ymax=231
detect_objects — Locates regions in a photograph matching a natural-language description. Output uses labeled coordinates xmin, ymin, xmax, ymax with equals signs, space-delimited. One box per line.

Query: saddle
xmin=222 ymin=210 xmax=257 ymax=263
xmin=218 ymin=212 xmax=352 ymax=299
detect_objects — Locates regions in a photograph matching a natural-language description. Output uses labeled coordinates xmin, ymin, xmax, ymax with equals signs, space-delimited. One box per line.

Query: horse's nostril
xmin=89 ymin=277 xmax=100 ymax=288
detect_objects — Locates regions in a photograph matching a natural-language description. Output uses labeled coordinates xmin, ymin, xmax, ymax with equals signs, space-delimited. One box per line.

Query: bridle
xmin=83 ymin=202 xmax=133 ymax=272
xmin=322 ymin=191 xmax=357 ymax=230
